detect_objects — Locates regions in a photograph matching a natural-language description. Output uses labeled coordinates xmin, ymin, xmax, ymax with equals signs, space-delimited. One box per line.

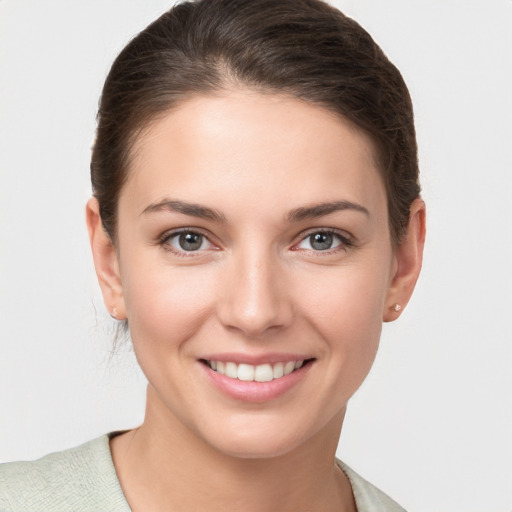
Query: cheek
xmin=296 ymin=262 xmax=389 ymax=373
xmin=120 ymin=257 xmax=216 ymax=353
xmin=297 ymin=259 xmax=388 ymax=327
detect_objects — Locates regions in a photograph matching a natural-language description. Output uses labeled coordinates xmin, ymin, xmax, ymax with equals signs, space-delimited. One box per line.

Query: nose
xmin=216 ymin=246 xmax=293 ymax=337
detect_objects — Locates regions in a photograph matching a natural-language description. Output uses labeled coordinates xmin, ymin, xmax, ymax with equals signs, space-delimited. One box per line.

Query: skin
xmin=87 ymin=90 xmax=425 ymax=512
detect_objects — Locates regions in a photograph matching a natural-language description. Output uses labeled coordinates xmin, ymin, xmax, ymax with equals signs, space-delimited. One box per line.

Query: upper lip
xmin=200 ymin=352 xmax=314 ymax=365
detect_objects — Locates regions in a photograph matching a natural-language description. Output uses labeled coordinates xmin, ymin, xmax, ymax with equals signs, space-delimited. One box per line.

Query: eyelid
xmin=291 ymin=227 xmax=355 ymax=251
xmin=157 ymin=226 xmax=354 ymax=254
xmin=158 ymin=227 xmax=219 ymax=254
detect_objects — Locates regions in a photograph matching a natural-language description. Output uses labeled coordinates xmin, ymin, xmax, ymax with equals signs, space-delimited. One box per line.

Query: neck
xmin=110 ymin=385 xmax=356 ymax=512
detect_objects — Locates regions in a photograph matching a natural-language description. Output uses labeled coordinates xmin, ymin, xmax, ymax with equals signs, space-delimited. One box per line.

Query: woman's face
xmin=112 ymin=91 xmax=399 ymax=458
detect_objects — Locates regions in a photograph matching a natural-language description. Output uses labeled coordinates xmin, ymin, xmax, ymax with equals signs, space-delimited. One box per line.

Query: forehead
xmin=122 ymin=91 xmax=385 ymax=217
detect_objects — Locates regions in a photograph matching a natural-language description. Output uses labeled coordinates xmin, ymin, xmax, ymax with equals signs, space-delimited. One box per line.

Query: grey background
xmin=1 ymin=1 xmax=511 ymax=511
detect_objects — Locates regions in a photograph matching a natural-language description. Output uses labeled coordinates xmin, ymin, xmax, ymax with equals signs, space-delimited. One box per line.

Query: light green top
xmin=0 ymin=434 xmax=406 ymax=511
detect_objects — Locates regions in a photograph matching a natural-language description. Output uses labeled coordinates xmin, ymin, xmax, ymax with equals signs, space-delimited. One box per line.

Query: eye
xmin=295 ymin=230 xmax=351 ymax=252
xmin=163 ymin=230 xmax=214 ymax=253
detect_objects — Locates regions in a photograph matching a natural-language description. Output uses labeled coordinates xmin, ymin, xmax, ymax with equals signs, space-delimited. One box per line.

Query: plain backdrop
xmin=1 ymin=1 xmax=511 ymax=511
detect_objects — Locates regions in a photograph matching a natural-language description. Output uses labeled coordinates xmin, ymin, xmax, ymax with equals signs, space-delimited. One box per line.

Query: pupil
xmin=179 ymin=232 xmax=202 ymax=251
xmin=311 ymin=232 xmax=332 ymax=250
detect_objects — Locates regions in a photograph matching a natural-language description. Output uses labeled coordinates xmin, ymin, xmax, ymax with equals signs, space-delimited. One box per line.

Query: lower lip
xmin=200 ymin=361 xmax=313 ymax=403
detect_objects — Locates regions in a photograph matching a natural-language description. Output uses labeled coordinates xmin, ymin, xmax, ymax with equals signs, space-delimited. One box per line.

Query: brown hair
xmin=91 ymin=0 xmax=420 ymax=245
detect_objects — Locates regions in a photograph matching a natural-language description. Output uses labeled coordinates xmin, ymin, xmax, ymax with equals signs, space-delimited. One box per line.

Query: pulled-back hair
xmin=91 ymin=0 xmax=420 ymax=245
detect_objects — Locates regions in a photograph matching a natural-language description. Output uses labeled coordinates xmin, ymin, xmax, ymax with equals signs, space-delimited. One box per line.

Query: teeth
xmin=254 ymin=364 xmax=273 ymax=382
xmin=284 ymin=361 xmax=295 ymax=375
xmin=225 ymin=362 xmax=238 ymax=379
xmin=207 ymin=359 xmax=306 ymax=382
xmin=273 ymin=362 xmax=284 ymax=378
xmin=237 ymin=363 xmax=254 ymax=381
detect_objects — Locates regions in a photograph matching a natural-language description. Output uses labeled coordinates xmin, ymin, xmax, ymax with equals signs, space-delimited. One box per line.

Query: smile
xmin=205 ymin=360 xmax=306 ymax=382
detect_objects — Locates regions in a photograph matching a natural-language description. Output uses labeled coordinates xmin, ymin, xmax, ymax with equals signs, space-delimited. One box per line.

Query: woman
xmin=0 ymin=0 xmax=425 ymax=510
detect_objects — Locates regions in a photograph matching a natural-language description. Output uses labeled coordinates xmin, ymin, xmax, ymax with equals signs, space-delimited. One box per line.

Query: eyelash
xmin=158 ymin=228 xmax=354 ymax=256
xmin=158 ymin=228 xmax=217 ymax=257
xmin=291 ymin=228 xmax=355 ymax=254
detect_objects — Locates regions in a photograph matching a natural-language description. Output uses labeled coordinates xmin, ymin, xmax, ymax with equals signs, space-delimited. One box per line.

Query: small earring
xmin=111 ymin=306 xmax=118 ymax=319
xmin=392 ymin=303 xmax=402 ymax=312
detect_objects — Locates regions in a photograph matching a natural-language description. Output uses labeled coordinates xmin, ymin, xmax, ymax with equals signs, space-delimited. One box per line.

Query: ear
xmin=86 ymin=197 xmax=126 ymax=320
xmin=383 ymin=198 xmax=426 ymax=322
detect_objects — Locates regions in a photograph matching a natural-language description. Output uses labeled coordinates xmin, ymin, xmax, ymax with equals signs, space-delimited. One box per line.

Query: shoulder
xmin=336 ymin=459 xmax=407 ymax=512
xmin=0 ymin=434 xmax=130 ymax=512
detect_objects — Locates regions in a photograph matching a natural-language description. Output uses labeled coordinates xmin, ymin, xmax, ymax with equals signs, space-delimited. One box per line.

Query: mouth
xmin=200 ymin=359 xmax=315 ymax=383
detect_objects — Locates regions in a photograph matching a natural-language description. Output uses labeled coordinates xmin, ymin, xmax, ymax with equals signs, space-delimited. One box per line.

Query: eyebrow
xmin=141 ymin=198 xmax=369 ymax=223
xmin=287 ymin=200 xmax=370 ymax=222
xmin=141 ymin=199 xmax=226 ymax=222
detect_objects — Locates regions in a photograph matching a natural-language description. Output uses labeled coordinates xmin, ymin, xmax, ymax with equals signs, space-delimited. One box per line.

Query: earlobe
xmin=85 ymin=197 xmax=126 ymax=319
xmin=383 ymin=198 xmax=426 ymax=322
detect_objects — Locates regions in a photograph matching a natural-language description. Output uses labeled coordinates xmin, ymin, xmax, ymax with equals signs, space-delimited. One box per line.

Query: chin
xmin=211 ymin=435 xmax=303 ymax=460
xmin=197 ymin=414 xmax=323 ymax=460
